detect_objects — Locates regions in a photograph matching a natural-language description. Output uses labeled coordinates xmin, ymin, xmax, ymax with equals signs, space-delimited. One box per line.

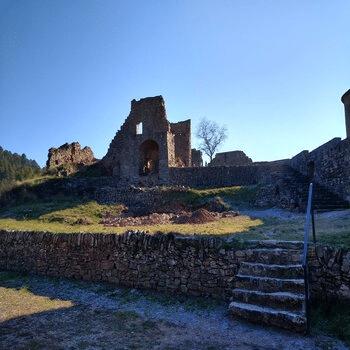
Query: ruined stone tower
xmin=102 ymin=96 xmax=192 ymax=184
xmin=341 ymin=89 xmax=350 ymax=138
xmin=46 ymin=142 xmax=95 ymax=170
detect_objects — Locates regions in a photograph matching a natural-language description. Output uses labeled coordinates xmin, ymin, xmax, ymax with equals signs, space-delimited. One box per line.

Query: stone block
xmin=101 ymin=261 xmax=114 ymax=270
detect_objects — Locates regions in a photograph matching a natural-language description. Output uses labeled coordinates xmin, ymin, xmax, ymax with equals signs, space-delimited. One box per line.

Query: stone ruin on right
xmin=282 ymin=88 xmax=350 ymax=211
xmin=98 ymin=91 xmax=350 ymax=212
xmin=182 ymin=89 xmax=350 ymax=212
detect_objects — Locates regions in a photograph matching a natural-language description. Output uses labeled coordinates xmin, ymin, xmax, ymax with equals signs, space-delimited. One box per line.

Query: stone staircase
xmin=229 ymin=240 xmax=307 ymax=333
xmin=268 ymin=163 xmax=350 ymax=212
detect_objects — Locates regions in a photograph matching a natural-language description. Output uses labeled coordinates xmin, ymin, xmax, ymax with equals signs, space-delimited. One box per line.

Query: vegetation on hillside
xmin=0 ymin=146 xmax=42 ymax=182
xmin=0 ymin=150 xmax=349 ymax=247
xmin=0 ymin=175 xmax=349 ymax=248
xmin=0 ymin=146 xmax=43 ymax=199
xmin=0 ymin=198 xmax=263 ymax=235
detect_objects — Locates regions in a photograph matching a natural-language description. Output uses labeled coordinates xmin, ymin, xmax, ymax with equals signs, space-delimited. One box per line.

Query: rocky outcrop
xmin=46 ymin=142 xmax=95 ymax=170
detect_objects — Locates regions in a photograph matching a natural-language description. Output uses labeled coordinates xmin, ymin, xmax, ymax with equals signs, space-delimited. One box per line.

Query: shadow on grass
xmin=0 ymin=175 xmax=100 ymax=218
xmin=1 ymin=271 xmax=347 ymax=350
xmin=0 ymin=271 xmax=226 ymax=350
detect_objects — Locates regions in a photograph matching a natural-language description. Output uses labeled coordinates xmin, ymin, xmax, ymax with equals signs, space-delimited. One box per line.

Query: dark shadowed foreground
xmin=1 ymin=272 xmax=347 ymax=350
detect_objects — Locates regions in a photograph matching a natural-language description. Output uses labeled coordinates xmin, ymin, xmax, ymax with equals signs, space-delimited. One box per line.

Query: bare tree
xmin=196 ymin=118 xmax=228 ymax=163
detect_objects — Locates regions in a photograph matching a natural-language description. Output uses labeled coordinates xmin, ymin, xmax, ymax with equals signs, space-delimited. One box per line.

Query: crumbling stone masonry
xmin=290 ymin=137 xmax=350 ymax=202
xmin=191 ymin=148 xmax=203 ymax=167
xmin=44 ymin=91 xmax=350 ymax=209
xmin=47 ymin=142 xmax=95 ymax=170
xmin=209 ymin=151 xmax=253 ymax=167
xmin=102 ymin=96 xmax=195 ymax=184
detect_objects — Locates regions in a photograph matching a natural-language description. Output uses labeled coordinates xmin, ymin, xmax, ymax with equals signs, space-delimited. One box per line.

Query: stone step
xmin=239 ymin=262 xmax=304 ymax=279
xmin=229 ymin=239 xmax=308 ymax=332
xmin=268 ymin=164 xmax=350 ymax=212
xmin=244 ymin=248 xmax=302 ymax=265
xmin=231 ymin=289 xmax=305 ymax=311
xmin=229 ymin=301 xmax=307 ymax=333
xmin=235 ymin=275 xmax=305 ymax=294
xmin=246 ymin=240 xmax=304 ymax=250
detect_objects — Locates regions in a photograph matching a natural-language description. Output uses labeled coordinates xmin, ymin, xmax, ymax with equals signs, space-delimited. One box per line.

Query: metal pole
xmin=304 ymin=263 xmax=310 ymax=334
xmin=302 ymin=183 xmax=313 ymax=267
xmin=303 ymin=183 xmax=313 ymax=335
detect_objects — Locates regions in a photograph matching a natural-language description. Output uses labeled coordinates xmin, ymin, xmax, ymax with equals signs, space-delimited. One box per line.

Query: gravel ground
xmin=239 ymin=207 xmax=350 ymax=221
xmin=238 ymin=208 xmax=304 ymax=220
xmin=1 ymin=273 xmax=348 ymax=350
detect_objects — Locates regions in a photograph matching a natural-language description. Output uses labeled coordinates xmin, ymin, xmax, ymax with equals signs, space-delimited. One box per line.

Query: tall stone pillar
xmin=341 ymin=89 xmax=350 ymax=138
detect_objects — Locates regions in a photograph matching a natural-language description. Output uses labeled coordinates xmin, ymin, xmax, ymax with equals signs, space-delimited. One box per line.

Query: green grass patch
xmin=1 ymin=200 xmax=350 ymax=248
xmin=317 ymin=231 xmax=350 ymax=249
xmin=0 ymin=283 xmax=73 ymax=321
xmin=226 ymin=212 xmax=350 ymax=248
xmin=0 ymin=197 xmax=263 ymax=235
xmin=0 ymin=215 xmax=263 ymax=235
xmin=311 ymin=298 xmax=350 ymax=346
xmin=115 ymin=310 xmax=140 ymax=320
xmin=39 ymin=201 xmax=124 ymax=225
xmin=160 ymin=185 xmax=262 ymax=208
xmin=1 ymin=180 xmax=350 ymax=247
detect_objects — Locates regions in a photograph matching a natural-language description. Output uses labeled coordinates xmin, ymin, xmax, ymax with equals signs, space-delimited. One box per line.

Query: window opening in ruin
xmin=136 ymin=122 xmax=143 ymax=135
xmin=139 ymin=139 xmax=159 ymax=176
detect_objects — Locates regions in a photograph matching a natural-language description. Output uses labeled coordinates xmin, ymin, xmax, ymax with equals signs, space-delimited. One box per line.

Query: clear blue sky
xmin=1 ymin=0 xmax=349 ymax=167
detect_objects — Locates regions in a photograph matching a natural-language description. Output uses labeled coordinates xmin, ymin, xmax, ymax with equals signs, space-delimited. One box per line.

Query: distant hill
xmin=0 ymin=146 xmax=42 ymax=182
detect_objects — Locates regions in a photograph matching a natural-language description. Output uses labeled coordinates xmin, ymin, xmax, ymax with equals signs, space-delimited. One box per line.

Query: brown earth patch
xmin=100 ymin=209 xmax=239 ymax=227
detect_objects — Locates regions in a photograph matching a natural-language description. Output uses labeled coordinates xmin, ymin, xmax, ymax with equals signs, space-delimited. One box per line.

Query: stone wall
xmin=47 ymin=142 xmax=95 ymax=170
xmin=1 ymin=230 xmax=349 ymax=301
xmin=102 ymin=96 xmax=170 ymax=182
xmin=169 ymin=166 xmax=258 ymax=187
xmin=191 ymin=149 xmax=203 ymax=167
xmin=102 ymin=96 xmax=192 ymax=184
xmin=209 ymin=151 xmax=253 ymax=167
xmin=0 ymin=230 xmax=240 ymax=299
xmin=309 ymin=244 xmax=350 ymax=300
xmin=168 ymin=162 xmax=287 ymax=188
xmin=170 ymin=120 xmax=192 ymax=167
xmin=290 ymin=138 xmax=350 ymax=202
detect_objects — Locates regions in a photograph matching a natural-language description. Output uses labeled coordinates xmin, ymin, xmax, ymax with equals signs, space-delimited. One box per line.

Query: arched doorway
xmin=139 ymin=139 xmax=159 ymax=176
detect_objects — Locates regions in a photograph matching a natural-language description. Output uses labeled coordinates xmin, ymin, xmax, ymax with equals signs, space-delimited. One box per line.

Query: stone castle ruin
xmin=47 ymin=142 xmax=95 ymax=170
xmin=46 ymin=90 xmax=350 ymax=211
xmin=15 ymin=90 xmax=350 ymax=335
xmin=102 ymin=96 xmax=197 ymax=184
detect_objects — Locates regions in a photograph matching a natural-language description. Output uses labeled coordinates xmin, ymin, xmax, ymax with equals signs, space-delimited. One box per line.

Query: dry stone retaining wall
xmin=309 ymin=244 xmax=350 ymax=300
xmin=0 ymin=230 xmax=240 ymax=299
xmin=0 ymin=230 xmax=349 ymax=302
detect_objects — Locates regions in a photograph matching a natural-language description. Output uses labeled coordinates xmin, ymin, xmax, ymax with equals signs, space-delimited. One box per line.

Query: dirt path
xmin=0 ymin=272 xmax=347 ymax=350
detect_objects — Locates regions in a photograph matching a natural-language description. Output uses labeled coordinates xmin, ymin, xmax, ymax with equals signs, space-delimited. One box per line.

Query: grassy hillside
xmin=0 ymin=174 xmax=349 ymax=247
